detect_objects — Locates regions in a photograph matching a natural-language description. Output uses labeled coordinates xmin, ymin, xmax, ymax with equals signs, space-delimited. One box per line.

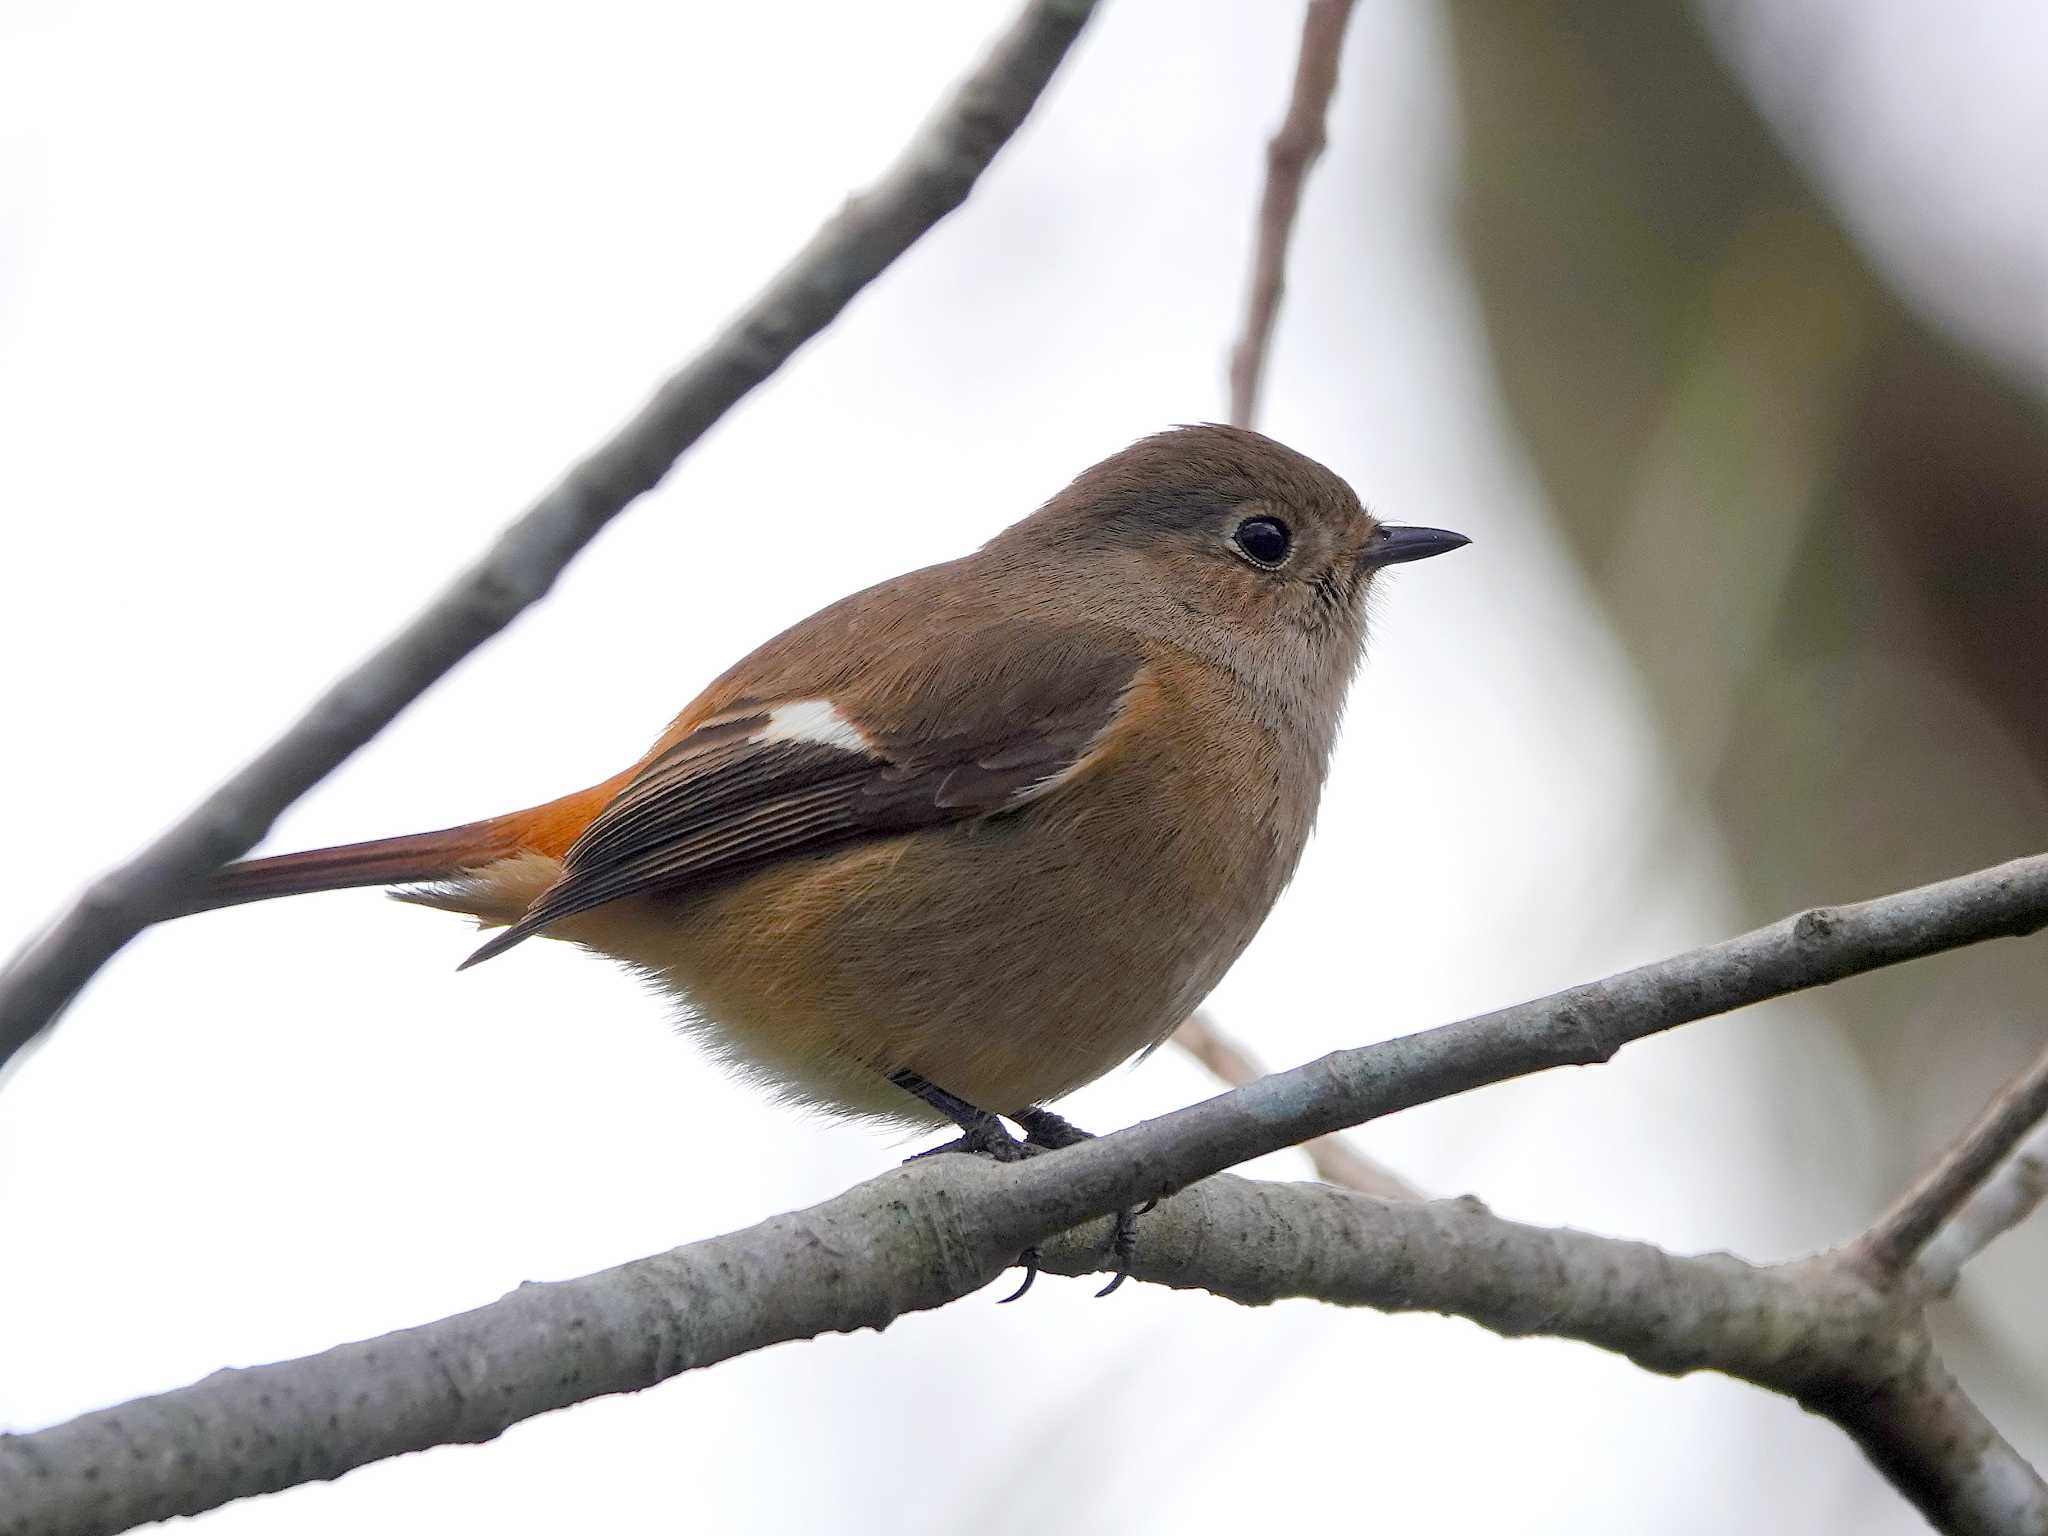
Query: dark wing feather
xmin=462 ymin=634 xmax=1143 ymax=966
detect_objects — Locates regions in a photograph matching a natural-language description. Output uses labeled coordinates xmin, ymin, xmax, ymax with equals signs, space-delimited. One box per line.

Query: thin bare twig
xmin=1225 ymin=0 xmax=1358 ymax=427
xmin=1174 ymin=1009 xmax=1421 ymax=1198
xmin=1177 ymin=0 xmax=1365 ymax=1125
xmin=1858 ymin=1033 xmax=2048 ymax=1277
xmin=0 ymin=0 xmax=1102 ymax=1079
xmin=7 ymin=851 xmax=2048 ymax=1535
xmin=1914 ymin=1118 xmax=2048 ymax=1295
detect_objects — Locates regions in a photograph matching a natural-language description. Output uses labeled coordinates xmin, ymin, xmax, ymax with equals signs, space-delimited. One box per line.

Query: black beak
xmin=1361 ymin=524 xmax=1471 ymax=568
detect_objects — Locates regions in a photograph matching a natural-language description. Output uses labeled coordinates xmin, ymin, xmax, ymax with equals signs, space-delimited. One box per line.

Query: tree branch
xmin=0 ymin=0 xmax=1102 ymax=1079
xmin=1042 ymin=1178 xmax=1878 ymax=1372
xmin=1915 ymin=1119 xmax=2048 ymax=1296
xmin=1856 ymin=1033 xmax=2048 ymax=1278
xmin=1172 ymin=1008 xmax=1421 ymax=1198
xmin=1096 ymin=854 xmax=2048 ymax=1232
xmin=1225 ymin=0 xmax=1357 ymax=427
xmin=6 ymin=852 xmax=2047 ymax=1535
xmin=1043 ymin=1185 xmax=2048 ymax=1536
xmin=9 ymin=1 xmax=2038 ymax=1528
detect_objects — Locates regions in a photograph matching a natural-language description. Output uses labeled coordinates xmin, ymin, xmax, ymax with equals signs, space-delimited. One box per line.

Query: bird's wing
xmin=462 ymin=623 xmax=1145 ymax=965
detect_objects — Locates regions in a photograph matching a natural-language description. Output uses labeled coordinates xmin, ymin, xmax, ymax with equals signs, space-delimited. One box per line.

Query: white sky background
xmin=0 ymin=3 xmax=2038 ymax=1532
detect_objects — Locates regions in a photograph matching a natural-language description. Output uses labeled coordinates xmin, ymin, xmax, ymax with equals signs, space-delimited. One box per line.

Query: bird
xmin=193 ymin=424 xmax=1466 ymax=1286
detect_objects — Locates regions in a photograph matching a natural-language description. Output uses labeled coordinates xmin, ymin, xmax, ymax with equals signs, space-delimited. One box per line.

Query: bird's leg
xmin=890 ymin=1070 xmax=1041 ymax=1301
xmin=1013 ymin=1106 xmax=1150 ymax=1298
xmin=888 ymin=1077 xmax=1151 ymax=1299
xmin=890 ymin=1070 xmax=1033 ymax=1162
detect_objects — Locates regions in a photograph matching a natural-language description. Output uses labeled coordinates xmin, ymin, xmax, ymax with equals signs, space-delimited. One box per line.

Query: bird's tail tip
xmin=456 ymin=930 xmax=526 ymax=971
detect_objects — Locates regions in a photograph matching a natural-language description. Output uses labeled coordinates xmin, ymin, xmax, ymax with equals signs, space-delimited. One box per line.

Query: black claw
xmin=1094 ymin=1203 xmax=1143 ymax=1297
xmin=1014 ymin=1105 xmax=1155 ymax=1295
xmin=998 ymin=1249 xmax=1041 ymax=1304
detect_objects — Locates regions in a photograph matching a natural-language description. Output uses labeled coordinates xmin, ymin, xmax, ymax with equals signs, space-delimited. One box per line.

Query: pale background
xmin=2 ymin=3 xmax=2043 ymax=1531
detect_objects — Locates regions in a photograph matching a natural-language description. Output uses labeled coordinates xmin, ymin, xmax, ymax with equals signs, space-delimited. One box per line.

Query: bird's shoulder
xmin=658 ymin=555 xmax=1186 ymax=759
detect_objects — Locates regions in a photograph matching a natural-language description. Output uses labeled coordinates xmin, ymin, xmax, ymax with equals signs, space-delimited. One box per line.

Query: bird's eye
xmin=1232 ymin=515 xmax=1292 ymax=568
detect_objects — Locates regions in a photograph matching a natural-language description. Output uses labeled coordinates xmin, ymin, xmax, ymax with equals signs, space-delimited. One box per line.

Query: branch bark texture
xmin=1172 ymin=1008 xmax=1420 ymax=1198
xmin=0 ymin=0 xmax=1101 ymax=1077
xmin=7 ymin=851 xmax=2047 ymax=1535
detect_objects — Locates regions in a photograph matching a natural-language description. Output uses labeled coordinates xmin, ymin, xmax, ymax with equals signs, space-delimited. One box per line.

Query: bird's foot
xmin=890 ymin=1075 xmax=1150 ymax=1300
xmin=1014 ymin=1108 xmax=1154 ymax=1297
xmin=899 ymin=1099 xmax=1046 ymax=1300
xmin=906 ymin=1114 xmax=1038 ymax=1165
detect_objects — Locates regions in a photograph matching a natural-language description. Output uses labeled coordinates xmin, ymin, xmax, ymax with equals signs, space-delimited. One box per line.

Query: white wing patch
xmin=755 ymin=699 xmax=874 ymax=755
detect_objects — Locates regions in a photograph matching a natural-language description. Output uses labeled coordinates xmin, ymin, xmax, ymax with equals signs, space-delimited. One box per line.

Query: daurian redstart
xmin=197 ymin=425 xmax=1466 ymax=1172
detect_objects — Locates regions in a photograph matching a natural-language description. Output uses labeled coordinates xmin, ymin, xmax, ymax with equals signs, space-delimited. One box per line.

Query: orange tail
xmin=186 ymin=776 xmax=629 ymax=917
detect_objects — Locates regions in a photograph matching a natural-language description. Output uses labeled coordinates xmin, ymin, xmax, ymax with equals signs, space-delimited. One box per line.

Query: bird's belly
xmin=554 ymin=807 xmax=1279 ymax=1125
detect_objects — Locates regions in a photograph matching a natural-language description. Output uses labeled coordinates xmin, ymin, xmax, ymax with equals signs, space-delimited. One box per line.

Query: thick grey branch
xmin=1858 ymin=1034 xmax=2048 ymax=1277
xmin=10 ymin=1174 xmax=2043 ymax=1536
xmin=0 ymin=1171 xmax=1886 ymax=1536
xmin=1042 ymin=1178 xmax=1878 ymax=1376
xmin=0 ymin=1160 xmax=1020 ymax=1536
xmin=1004 ymin=853 xmax=2048 ymax=1241
xmin=1813 ymin=1338 xmax=2048 ymax=1536
xmin=1044 ymin=1187 xmax=2046 ymax=1536
xmin=0 ymin=0 xmax=1101 ymax=1077
xmin=1171 ymin=1008 xmax=1421 ymax=1198
xmin=1226 ymin=0 xmax=1357 ymax=427
xmin=6 ymin=852 xmax=2047 ymax=1535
